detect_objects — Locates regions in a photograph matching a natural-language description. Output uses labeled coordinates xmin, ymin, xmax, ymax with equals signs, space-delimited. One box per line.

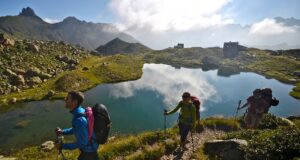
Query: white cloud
xmin=107 ymin=64 xmax=219 ymax=111
xmin=250 ymin=18 xmax=296 ymax=35
xmin=109 ymin=0 xmax=233 ymax=32
xmin=43 ymin=18 xmax=60 ymax=24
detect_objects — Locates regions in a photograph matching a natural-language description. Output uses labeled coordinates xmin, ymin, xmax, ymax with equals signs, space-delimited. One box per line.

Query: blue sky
xmin=0 ymin=0 xmax=299 ymax=49
xmin=0 ymin=0 xmax=299 ymax=24
xmin=0 ymin=0 xmax=116 ymax=23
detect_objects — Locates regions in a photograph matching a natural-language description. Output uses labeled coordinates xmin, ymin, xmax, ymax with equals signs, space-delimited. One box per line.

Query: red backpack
xmin=191 ymin=96 xmax=201 ymax=120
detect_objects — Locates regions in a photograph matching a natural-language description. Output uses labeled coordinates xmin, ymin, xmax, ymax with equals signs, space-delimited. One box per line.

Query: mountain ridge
xmin=96 ymin=38 xmax=152 ymax=55
xmin=0 ymin=7 xmax=137 ymax=50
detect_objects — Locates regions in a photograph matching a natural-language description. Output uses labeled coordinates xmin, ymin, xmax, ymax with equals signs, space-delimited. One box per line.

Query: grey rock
xmin=10 ymin=75 xmax=25 ymax=86
xmin=39 ymin=72 xmax=52 ymax=79
xmin=47 ymin=90 xmax=55 ymax=97
xmin=11 ymin=97 xmax=17 ymax=103
xmin=204 ymin=139 xmax=248 ymax=160
xmin=11 ymin=86 xmax=17 ymax=92
xmin=293 ymin=71 xmax=300 ymax=77
xmin=25 ymin=67 xmax=41 ymax=77
xmin=26 ymin=43 xmax=39 ymax=52
xmin=41 ymin=141 xmax=55 ymax=152
xmin=28 ymin=76 xmax=43 ymax=85
xmin=4 ymin=69 xmax=17 ymax=77
xmin=12 ymin=68 xmax=26 ymax=75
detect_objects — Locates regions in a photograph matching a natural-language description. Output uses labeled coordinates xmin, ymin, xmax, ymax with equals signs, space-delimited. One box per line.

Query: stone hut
xmin=174 ymin=43 xmax=184 ymax=48
xmin=223 ymin=42 xmax=247 ymax=58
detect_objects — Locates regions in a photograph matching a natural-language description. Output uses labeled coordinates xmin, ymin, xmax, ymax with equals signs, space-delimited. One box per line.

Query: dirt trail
xmin=161 ymin=129 xmax=225 ymax=160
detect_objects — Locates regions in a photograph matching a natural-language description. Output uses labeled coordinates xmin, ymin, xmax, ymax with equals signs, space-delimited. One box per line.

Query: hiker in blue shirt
xmin=55 ymin=91 xmax=99 ymax=160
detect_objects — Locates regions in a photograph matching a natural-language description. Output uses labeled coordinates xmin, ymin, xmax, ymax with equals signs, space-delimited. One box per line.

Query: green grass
xmin=0 ymin=54 xmax=144 ymax=112
xmin=290 ymin=82 xmax=300 ymax=99
xmin=199 ymin=117 xmax=241 ymax=131
xmin=7 ymin=115 xmax=299 ymax=159
xmin=9 ymin=128 xmax=179 ymax=160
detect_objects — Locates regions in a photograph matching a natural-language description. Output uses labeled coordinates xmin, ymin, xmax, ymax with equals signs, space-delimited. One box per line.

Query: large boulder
xmin=39 ymin=72 xmax=52 ymax=79
xmin=25 ymin=67 xmax=41 ymax=77
xmin=0 ymin=33 xmax=15 ymax=46
xmin=28 ymin=76 xmax=43 ymax=85
xmin=12 ymin=68 xmax=26 ymax=75
xmin=10 ymin=75 xmax=25 ymax=86
xmin=204 ymin=139 xmax=248 ymax=160
xmin=26 ymin=43 xmax=39 ymax=52
xmin=41 ymin=141 xmax=55 ymax=152
xmin=4 ymin=69 xmax=17 ymax=77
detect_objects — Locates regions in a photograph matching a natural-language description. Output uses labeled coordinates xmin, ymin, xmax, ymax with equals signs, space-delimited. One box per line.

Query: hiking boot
xmin=180 ymin=145 xmax=188 ymax=151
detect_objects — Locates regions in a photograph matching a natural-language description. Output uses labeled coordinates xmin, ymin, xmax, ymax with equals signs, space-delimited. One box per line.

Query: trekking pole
xmin=164 ymin=109 xmax=167 ymax=138
xmin=191 ymin=130 xmax=194 ymax=152
xmin=234 ymin=100 xmax=242 ymax=120
xmin=56 ymin=134 xmax=67 ymax=160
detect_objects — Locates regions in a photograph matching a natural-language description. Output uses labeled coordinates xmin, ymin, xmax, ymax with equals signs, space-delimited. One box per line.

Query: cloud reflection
xmin=107 ymin=64 xmax=218 ymax=110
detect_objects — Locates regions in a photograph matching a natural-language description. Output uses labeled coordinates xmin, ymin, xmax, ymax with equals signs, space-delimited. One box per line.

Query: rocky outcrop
xmin=204 ymin=139 xmax=248 ymax=160
xmin=10 ymin=75 xmax=26 ymax=86
xmin=26 ymin=43 xmax=39 ymax=52
xmin=28 ymin=76 xmax=43 ymax=85
xmin=0 ymin=33 xmax=15 ymax=46
xmin=55 ymin=55 xmax=79 ymax=65
xmin=0 ymin=37 xmax=90 ymax=98
xmin=25 ymin=67 xmax=41 ymax=77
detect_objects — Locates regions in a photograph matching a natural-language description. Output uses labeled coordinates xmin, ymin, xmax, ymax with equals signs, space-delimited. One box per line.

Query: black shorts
xmin=78 ymin=151 xmax=99 ymax=160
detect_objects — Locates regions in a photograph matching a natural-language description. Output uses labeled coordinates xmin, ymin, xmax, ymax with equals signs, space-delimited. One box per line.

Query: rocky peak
xmin=19 ymin=7 xmax=37 ymax=17
xmin=62 ymin=16 xmax=81 ymax=23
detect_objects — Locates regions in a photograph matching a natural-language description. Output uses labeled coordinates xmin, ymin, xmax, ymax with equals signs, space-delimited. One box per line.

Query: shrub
xmin=258 ymin=114 xmax=293 ymax=130
xmin=226 ymin=126 xmax=300 ymax=160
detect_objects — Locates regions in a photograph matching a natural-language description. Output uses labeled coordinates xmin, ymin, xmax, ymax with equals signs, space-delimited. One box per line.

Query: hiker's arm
xmin=62 ymin=118 xmax=88 ymax=150
xmin=166 ymin=102 xmax=181 ymax=115
xmin=62 ymin=128 xmax=74 ymax=135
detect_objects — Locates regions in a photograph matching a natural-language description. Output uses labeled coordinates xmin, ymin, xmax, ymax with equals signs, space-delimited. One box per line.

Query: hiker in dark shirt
xmin=238 ymin=88 xmax=279 ymax=129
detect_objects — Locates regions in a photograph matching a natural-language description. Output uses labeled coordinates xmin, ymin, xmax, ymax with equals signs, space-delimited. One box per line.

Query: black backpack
xmin=92 ymin=103 xmax=111 ymax=144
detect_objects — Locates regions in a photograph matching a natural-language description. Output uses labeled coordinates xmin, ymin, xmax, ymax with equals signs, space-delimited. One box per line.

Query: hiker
xmin=238 ymin=88 xmax=279 ymax=129
xmin=164 ymin=92 xmax=196 ymax=150
xmin=55 ymin=91 xmax=99 ymax=160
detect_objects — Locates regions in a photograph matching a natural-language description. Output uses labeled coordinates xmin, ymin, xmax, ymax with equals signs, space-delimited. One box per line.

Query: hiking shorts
xmin=178 ymin=123 xmax=192 ymax=142
xmin=78 ymin=151 xmax=99 ymax=160
xmin=245 ymin=112 xmax=263 ymax=128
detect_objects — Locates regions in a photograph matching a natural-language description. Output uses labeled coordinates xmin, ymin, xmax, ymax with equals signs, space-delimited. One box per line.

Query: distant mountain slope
xmin=275 ymin=16 xmax=300 ymax=26
xmin=96 ymin=38 xmax=152 ymax=55
xmin=0 ymin=7 xmax=137 ymax=50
